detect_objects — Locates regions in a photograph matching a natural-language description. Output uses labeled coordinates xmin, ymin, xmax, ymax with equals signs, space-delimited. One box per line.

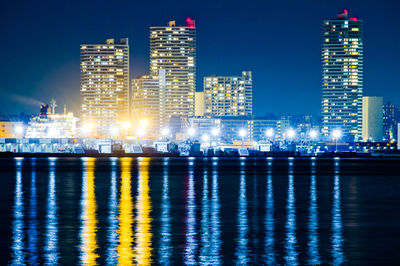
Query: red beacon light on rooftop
xmin=186 ymin=17 xmax=195 ymax=28
xmin=349 ymin=17 xmax=358 ymax=21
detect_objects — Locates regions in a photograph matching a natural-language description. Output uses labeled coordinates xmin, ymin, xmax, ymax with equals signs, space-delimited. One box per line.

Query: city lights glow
xmin=332 ymin=129 xmax=342 ymax=139
xmin=137 ymin=128 xmax=145 ymax=137
xmin=286 ymin=128 xmax=296 ymax=139
xmin=161 ymin=128 xmax=170 ymax=136
xmin=81 ymin=123 xmax=94 ymax=135
xmin=110 ymin=126 xmax=119 ymax=136
xmin=121 ymin=122 xmax=131 ymax=130
xmin=201 ymin=134 xmax=210 ymax=142
xmin=266 ymin=128 xmax=274 ymax=138
xmin=14 ymin=125 xmax=24 ymax=135
xmin=309 ymin=129 xmax=318 ymax=140
xmin=139 ymin=119 xmax=148 ymax=128
xmin=211 ymin=127 xmax=220 ymax=137
xmin=187 ymin=127 xmax=196 ymax=137
xmin=239 ymin=128 xmax=247 ymax=138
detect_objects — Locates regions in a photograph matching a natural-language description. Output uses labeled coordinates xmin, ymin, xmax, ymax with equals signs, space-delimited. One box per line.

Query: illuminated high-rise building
xmin=80 ymin=38 xmax=129 ymax=137
xmin=150 ymin=19 xmax=196 ymax=124
xmin=383 ymin=102 xmax=399 ymax=141
xmin=321 ymin=10 xmax=363 ymax=141
xmin=131 ymin=70 xmax=166 ymax=135
xmin=203 ymin=71 xmax=252 ymax=117
xmin=362 ymin=96 xmax=383 ymax=142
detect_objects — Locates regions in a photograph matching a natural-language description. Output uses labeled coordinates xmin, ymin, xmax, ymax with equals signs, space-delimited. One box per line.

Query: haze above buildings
xmin=1 ymin=0 xmax=399 ymax=116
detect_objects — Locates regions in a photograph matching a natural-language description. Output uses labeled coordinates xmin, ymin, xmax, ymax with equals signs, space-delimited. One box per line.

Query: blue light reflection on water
xmin=285 ymin=160 xmax=298 ymax=265
xmin=45 ymin=158 xmax=59 ymax=265
xmin=27 ymin=159 xmax=39 ymax=265
xmin=308 ymin=160 xmax=321 ymax=265
xmin=210 ymin=160 xmax=221 ymax=264
xmin=184 ymin=160 xmax=197 ymax=264
xmin=199 ymin=166 xmax=211 ymax=264
xmin=106 ymin=158 xmax=118 ymax=264
xmin=158 ymin=158 xmax=171 ymax=265
xmin=264 ymin=160 xmax=275 ymax=264
xmin=11 ymin=158 xmax=24 ymax=265
xmin=235 ymin=159 xmax=249 ymax=264
xmin=332 ymin=160 xmax=345 ymax=264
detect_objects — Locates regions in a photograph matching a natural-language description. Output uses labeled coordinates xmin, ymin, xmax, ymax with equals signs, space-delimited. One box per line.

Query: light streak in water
xmin=117 ymin=157 xmax=134 ymax=264
xmin=106 ymin=158 xmax=119 ymax=264
xmin=285 ymin=160 xmax=298 ymax=265
xmin=135 ymin=157 xmax=153 ymax=264
xmin=158 ymin=158 xmax=171 ymax=265
xmin=235 ymin=160 xmax=249 ymax=264
xmin=11 ymin=158 xmax=24 ymax=265
xmin=308 ymin=160 xmax=321 ymax=265
xmin=264 ymin=160 xmax=276 ymax=264
xmin=200 ymin=167 xmax=210 ymax=264
xmin=184 ymin=159 xmax=197 ymax=264
xmin=45 ymin=158 xmax=59 ymax=265
xmin=79 ymin=158 xmax=98 ymax=265
xmin=210 ymin=160 xmax=222 ymax=264
xmin=27 ymin=159 xmax=39 ymax=265
xmin=332 ymin=160 xmax=345 ymax=264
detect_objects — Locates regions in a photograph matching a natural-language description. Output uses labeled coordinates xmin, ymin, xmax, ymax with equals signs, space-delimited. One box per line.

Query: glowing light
xmin=14 ymin=125 xmax=24 ymax=135
xmin=187 ymin=127 xmax=196 ymax=137
xmin=266 ymin=128 xmax=274 ymax=138
xmin=81 ymin=123 xmax=94 ymax=135
xmin=139 ymin=119 xmax=149 ymax=128
xmin=239 ymin=129 xmax=247 ymax=138
xmin=286 ymin=128 xmax=296 ymax=139
xmin=137 ymin=128 xmax=145 ymax=137
xmin=161 ymin=128 xmax=170 ymax=136
xmin=110 ymin=126 xmax=119 ymax=136
xmin=309 ymin=129 xmax=318 ymax=140
xmin=201 ymin=134 xmax=210 ymax=142
xmin=121 ymin=122 xmax=131 ymax=130
xmin=332 ymin=129 xmax=342 ymax=139
xmin=211 ymin=127 xmax=220 ymax=137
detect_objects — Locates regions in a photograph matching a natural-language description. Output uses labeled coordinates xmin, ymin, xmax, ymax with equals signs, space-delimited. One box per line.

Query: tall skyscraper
xmin=321 ymin=10 xmax=363 ymax=141
xmin=203 ymin=71 xmax=253 ymax=117
xmin=131 ymin=70 xmax=166 ymax=135
xmin=383 ymin=102 xmax=399 ymax=141
xmin=362 ymin=96 xmax=383 ymax=142
xmin=150 ymin=19 xmax=196 ymax=124
xmin=80 ymin=38 xmax=129 ymax=137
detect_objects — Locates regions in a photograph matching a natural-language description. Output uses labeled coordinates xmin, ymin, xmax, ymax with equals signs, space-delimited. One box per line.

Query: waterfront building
xmin=383 ymin=102 xmax=399 ymax=141
xmin=150 ymin=19 xmax=196 ymax=124
xmin=362 ymin=96 xmax=383 ymax=142
xmin=204 ymin=71 xmax=252 ymax=117
xmin=80 ymin=38 xmax=130 ymax=137
xmin=321 ymin=10 xmax=363 ymax=141
xmin=195 ymin=91 xmax=205 ymax=116
xmin=0 ymin=121 xmax=24 ymax=138
xmin=131 ymin=70 xmax=166 ymax=135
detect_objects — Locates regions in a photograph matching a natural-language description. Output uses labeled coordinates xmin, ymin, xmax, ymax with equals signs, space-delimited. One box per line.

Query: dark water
xmin=1 ymin=157 xmax=400 ymax=265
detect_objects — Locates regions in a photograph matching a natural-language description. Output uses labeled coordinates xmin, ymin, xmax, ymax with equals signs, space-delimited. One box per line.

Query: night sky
xmin=1 ymin=0 xmax=399 ymax=117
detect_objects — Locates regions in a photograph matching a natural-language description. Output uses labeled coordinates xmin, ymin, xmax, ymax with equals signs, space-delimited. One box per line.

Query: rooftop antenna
xmin=50 ymin=98 xmax=57 ymax=114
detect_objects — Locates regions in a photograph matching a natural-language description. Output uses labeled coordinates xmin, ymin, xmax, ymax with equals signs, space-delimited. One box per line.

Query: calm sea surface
xmin=1 ymin=157 xmax=400 ymax=265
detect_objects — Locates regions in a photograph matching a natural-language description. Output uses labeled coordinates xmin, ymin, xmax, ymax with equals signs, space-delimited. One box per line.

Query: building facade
xmin=362 ymin=96 xmax=383 ymax=142
xmin=321 ymin=10 xmax=363 ymax=141
xmin=131 ymin=70 xmax=166 ymax=135
xmin=80 ymin=38 xmax=130 ymax=137
xmin=383 ymin=102 xmax=399 ymax=141
xmin=195 ymin=91 xmax=205 ymax=116
xmin=204 ymin=71 xmax=253 ymax=117
xmin=150 ymin=19 xmax=196 ymax=124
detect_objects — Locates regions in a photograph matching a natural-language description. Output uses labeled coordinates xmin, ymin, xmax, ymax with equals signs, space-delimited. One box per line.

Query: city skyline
xmin=0 ymin=0 xmax=399 ymax=117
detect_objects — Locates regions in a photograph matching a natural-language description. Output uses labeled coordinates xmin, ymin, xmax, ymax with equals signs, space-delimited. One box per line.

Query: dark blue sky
xmin=1 ymin=0 xmax=399 ymax=116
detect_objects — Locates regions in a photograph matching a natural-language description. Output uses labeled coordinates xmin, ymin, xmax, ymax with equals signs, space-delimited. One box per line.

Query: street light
xmin=309 ymin=129 xmax=318 ymax=140
xmin=332 ymin=129 xmax=342 ymax=152
xmin=161 ymin=127 xmax=170 ymax=138
xmin=110 ymin=126 xmax=119 ymax=137
xmin=187 ymin=127 xmax=196 ymax=138
xmin=139 ymin=119 xmax=148 ymax=128
xmin=211 ymin=127 xmax=220 ymax=137
xmin=137 ymin=127 xmax=145 ymax=138
xmin=81 ymin=122 xmax=94 ymax=136
xmin=239 ymin=128 xmax=247 ymax=148
xmin=14 ymin=125 xmax=24 ymax=136
xmin=286 ymin=128 xmax=296 ymax=140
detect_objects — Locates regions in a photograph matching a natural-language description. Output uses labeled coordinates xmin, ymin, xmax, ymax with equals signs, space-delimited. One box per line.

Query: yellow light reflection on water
xmin=80 ymin=158 xmax=99 ymax=265
xmin=117 ymin=158 xmax=135 ymax=264
xmin=135 ymin=158 xmax=153 ymax=265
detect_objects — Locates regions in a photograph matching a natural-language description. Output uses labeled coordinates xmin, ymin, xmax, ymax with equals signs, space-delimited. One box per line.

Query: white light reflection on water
xmin=184 ymin=159 xmax=198 ymax=264
xmin=308 ymin=160 xmax=321 ymax=265
xmin=106 ymin=158 xmax=118 ymax=264
xmin=27 ymin=159 xmax=39 ymax=265
xmin=199 ymin=166 xmax=211 ymax=264
xmin=332 ymin=160 xmax=345 ymax=264
xmin=45 ymin=158 xmax=59 ymax=265
xmin=264 ymin=159 xmax=276 ymax=264
xmin=210 ymin=159 xmax=221 ymax=264
xmin=235 ymin=159 xmax=249 ymax=264
xmin=158 ymin=158 xmax=171 ymax=265
xmin=11 ymin=158 xmax=24 ymax=265
xmin=285 ymin=159 xmax=298 ymax=265
xmin=79 ymin=158 xmax=98 ymax=265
